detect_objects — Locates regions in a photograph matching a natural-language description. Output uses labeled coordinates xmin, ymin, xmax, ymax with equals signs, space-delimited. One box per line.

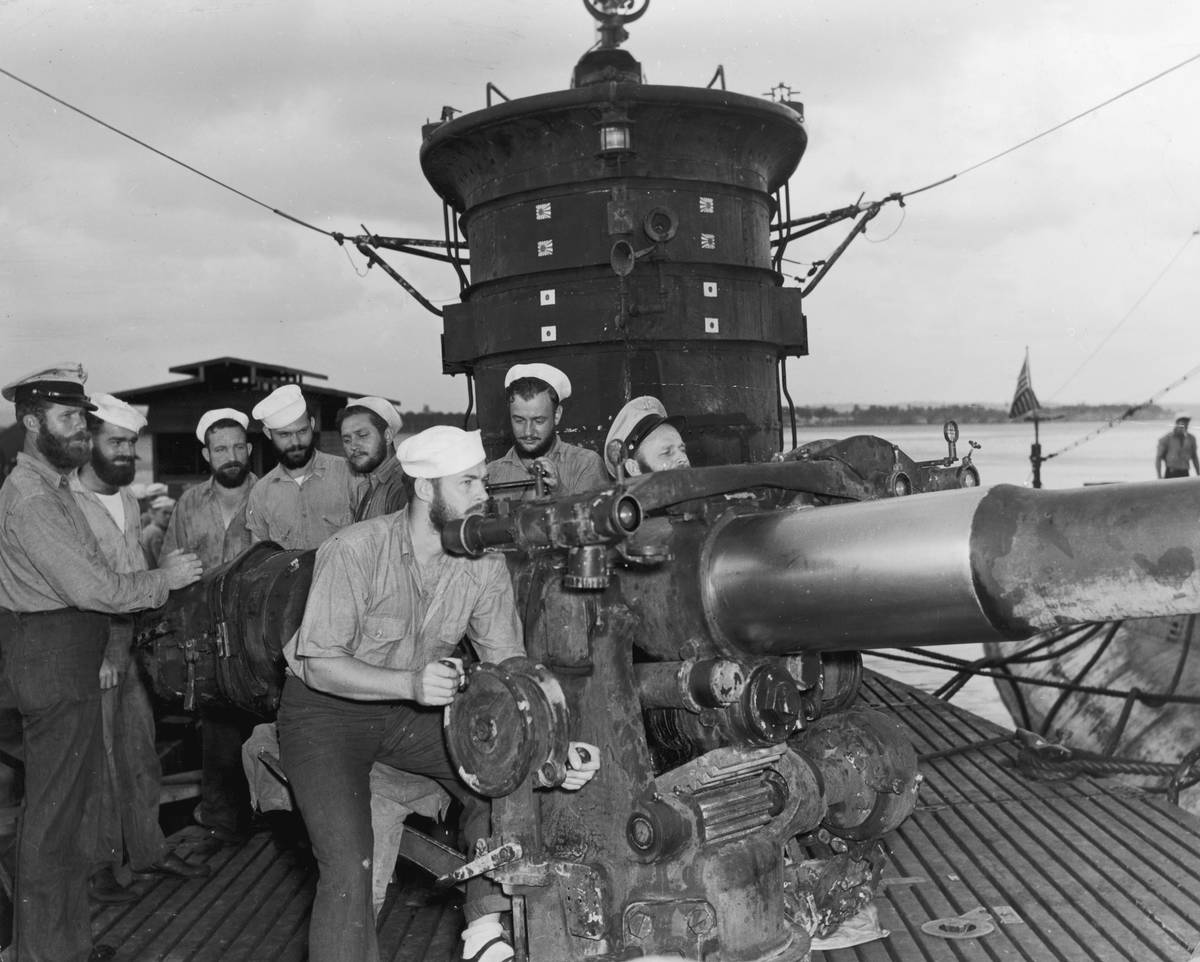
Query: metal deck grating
xmin=88 ymin=670 xmax=1200 ymax=960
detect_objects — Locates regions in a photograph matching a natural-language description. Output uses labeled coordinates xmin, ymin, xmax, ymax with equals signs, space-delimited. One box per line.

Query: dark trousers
xmin=99 ymin=662 xmax=166 ymax=872
xmin=277 ymin=676 xmax=506 ymax=962
xmin=0 ymin=609 xmax=108 ymax=962
xmin=1165 ymin=467 xmax=1190 ymax=479
xmin=196 ymin=706 xmax=256 ymax=835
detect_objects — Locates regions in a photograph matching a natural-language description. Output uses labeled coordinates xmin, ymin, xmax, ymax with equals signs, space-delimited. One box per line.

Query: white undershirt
xmin=95 ymin=490 xmax=126 ymax=530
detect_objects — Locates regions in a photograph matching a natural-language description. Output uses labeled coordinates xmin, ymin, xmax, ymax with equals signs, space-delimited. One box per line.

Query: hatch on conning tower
xmin=419 ymin=0 xmax=808 ymax=465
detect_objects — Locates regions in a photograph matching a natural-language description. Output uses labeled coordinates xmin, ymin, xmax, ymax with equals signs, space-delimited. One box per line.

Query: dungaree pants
xmin=0 ymin=608 xmax=108 ymax=962
xmin=93 ymin=617 xmax=167 ymax=875
xmin=278 ymin=675 xmax=508 ymax=962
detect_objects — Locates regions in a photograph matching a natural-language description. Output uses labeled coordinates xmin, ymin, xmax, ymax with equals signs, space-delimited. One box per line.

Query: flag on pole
xmin=1009 ymin=349 xmax=1041 ymax=419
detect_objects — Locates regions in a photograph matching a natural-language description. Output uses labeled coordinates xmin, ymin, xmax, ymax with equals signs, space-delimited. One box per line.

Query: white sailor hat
xmin=504 ymin=363 xmax=572 ymax=402
xmin=604 ymin=396 xmax=685 ymax=477
xmin=150 ymin=495 xmax=176 ymax=510
xmin=1175 ymin=412 xmax=1191 ymax=424
xmin=2 ymin=362 xmax=96 ymax=410
xmin=397 ymin=426 xmax=486 ymax=479
xmin=196 ymin=408 xmax=250 ymax=443
xmin=90 ymin=393 xmax=147 ymax=435
xmin=345 ymin=396 xmax=404 ymax=434
xmin=251 ymin=384 xmax=308 ymax=431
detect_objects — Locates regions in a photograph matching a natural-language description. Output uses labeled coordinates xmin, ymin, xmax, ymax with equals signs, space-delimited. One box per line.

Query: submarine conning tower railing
xmin=418 ymin=24 xmax=808 ymax=466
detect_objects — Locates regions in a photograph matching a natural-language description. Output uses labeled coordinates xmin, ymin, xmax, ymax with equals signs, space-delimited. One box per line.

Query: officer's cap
xmin=2 ymin=362 xmax=96 ymax=410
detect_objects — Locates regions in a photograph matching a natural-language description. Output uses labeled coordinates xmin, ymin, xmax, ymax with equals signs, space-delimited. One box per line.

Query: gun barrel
xmin=702 ymin=480 xmax=1200 ymax=654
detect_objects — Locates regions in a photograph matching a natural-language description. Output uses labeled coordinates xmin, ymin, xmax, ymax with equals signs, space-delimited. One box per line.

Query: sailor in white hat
xmin=0 ymin=364 xmax=202 ymax=958
xmin=1157 ymin=412 xmax=1199 ymax=479
xmin=603 ymin=396 xmax=690 ymax=479
xmin=160 ymin=407 xmax=259 ymax=845
xmin=487 ymin=362 xmax=607 ymax=501
xmin=246 ymin=384 xmax=362 ymax=549
xmin=337 ymin=396 xmax=408 ymax=521
xmin=70 ymin=396 xmax=212 ymax=895
xmin=162 ymin=406 xmax=256 ymax=568
xmin=141 ymin=495 xmax=177 ymax=567
xmin=83 ymin=393 xmax=146 ymax=487
xmin=279 ymin=424 xmax=598 ymax=962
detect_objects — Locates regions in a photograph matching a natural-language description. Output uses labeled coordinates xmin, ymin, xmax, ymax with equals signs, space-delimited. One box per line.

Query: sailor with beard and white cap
xmin=161 ymin=407 xmax=264 ymax=848
xmin=162 ymin=408 xmax=258 ymax=571
xmin=487 ymin=363 xmax=608 ymax=502
xmin=70 ymin=393 xmax=212 ymax=902
xmin=246 ymin=383 xmax=363 ymax=549
xmin=0 ymin=365 xmax=203 ymax=962
xmin=338 ymin=396 xmax=408 ymax=521
xmin=277 ymin=425 xmax=598 ymax=962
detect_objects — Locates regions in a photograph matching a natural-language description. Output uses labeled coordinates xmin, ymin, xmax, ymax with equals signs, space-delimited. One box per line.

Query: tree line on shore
xmin=788 ymin=402 xmax=1177 ymax=426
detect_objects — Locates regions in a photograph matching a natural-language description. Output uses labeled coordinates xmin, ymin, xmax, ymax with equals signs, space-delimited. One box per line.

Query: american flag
xmin=1009 ymin=350 xmax=1041 ymax=419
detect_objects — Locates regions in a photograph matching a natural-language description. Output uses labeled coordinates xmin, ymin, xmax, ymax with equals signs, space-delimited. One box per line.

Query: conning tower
xmin=420 ymin=0 xmax=807 ymax=465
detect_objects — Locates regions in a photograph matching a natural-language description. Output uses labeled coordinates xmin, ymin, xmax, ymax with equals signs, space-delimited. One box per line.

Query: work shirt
xmin=487 ymin=437 xmax=608 ymax=503
xmin=245 ymin=449 xmax=363 ymax=550
xmin=1157 ymin=431 xmax=1198 ymax=473
xmin=286 ymin=508 xmax=522 ymax=684
xmin=352 ymin=456 xmax=408 ymax=522
xmin=0 ymin=453 xmax=169 ymax=613
xmin=69 ymin=475 xmax=145 ymax=575
xmin=162 ymin=474 xmax=258 ymax=570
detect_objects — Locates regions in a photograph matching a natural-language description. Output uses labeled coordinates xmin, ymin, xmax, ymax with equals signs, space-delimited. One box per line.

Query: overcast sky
xmin=2 ymin=0 xmax=1198 ymax=417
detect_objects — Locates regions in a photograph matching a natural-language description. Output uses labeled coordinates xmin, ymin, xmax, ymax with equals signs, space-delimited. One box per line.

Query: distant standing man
xmin=72 ymin=394 xmax=210 ymax=902
xmin=487 ymin=363 xmax=607 ymax=501
xmin=0 ymin=364 xmax=202 ymax=962
xmin=1155 ymin=413 xmax=1198 ymax=479
xmin=277 ymin=426 xmax=598 ymax=962
xmin=338 ymin=396 xmax=408 ymax=521
xmin=139 ymin=495 xmax=175 ymax=567
xmin=246 ymin=383 xmax=362 ymax=549
xmin=603 ymin=395 xmax=690 ymax=478
xmin=161 ymin=407 xmax=260 ymax=844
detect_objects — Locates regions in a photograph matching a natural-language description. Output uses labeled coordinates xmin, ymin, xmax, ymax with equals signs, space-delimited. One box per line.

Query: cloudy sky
xmin=2 ymin=0 xmax=1198 ymax=416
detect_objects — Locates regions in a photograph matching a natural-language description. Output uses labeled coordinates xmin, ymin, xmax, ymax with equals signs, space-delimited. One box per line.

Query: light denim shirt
xmin=0 ymin=453 xmax=168 ymax=613
xmin=163 ymin=474 xmax=257 ymax=570
xmin=286 ymin=508 xmax=522 ymax=683
xmin=246 ymin=449 xmax=363 ymax=550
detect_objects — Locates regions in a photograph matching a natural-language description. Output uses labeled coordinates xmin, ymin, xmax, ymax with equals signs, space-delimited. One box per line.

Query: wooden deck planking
xmin=85 ymin=668 xmax=1200 ymax=961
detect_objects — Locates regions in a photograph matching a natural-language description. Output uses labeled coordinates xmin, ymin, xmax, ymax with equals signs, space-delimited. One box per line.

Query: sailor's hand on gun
xmin=416 ymin=657 xmax=466 ymax=706
xmin=531 ymin=457 xmax=560 ymax=491
xmin=160 ymin=549 xmax=203 ymax=590
xmin=560 ymin=742 xmax=600 ymax=791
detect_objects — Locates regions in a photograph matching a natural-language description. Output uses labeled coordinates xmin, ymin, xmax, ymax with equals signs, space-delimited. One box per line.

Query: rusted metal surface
xmin=972 ymin=479 xmax=1200 ymax=629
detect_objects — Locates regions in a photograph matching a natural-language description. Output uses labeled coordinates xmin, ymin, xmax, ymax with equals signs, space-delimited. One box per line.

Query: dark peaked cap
xmin=1 ymin=362 xmax=97 ymax=410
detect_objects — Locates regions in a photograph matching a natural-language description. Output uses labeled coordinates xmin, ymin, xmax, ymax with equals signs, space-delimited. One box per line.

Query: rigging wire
xmin=0 ymin=65 xmax=336 ymax=241
xmin=6 ymin=49 xmax=1199 ymax=317
xmin=778 ymin=50 xmax=1200 ymax=292
xmin=1048 ymin=231 xmax=1199 ymax=400
xmin=0 ymin=64 xmax=459 ymax=315
xmin=899 ymin=50 xmax=1200 ymax=197
xmin=1043 ymin=358 xmax=1200 ymax=460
